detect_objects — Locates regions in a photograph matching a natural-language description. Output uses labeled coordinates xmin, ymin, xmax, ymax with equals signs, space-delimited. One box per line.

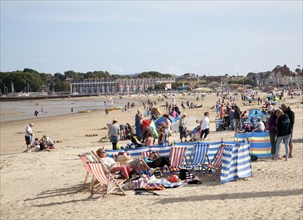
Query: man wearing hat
xmin=281 ymin=103 xmax=295 ymax=158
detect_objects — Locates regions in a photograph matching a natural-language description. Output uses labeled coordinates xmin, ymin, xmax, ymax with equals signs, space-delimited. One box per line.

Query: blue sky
xmin=1 ymin=1 xmax=302 ymax=76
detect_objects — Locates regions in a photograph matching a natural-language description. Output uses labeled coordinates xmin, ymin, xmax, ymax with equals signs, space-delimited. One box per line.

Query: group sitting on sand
xmin=24 ymin=122 xmax=56 ymax=152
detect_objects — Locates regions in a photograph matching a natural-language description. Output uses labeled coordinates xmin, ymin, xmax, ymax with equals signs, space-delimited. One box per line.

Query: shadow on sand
xmin=24 ymin=184 xmax=100 ymax=207
xmin=155 ymin=188 xmax=303 ymax=205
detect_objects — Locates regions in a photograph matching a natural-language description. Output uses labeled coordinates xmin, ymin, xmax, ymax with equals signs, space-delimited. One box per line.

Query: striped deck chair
xmin=169 ymin=146 xmax=188 ymax=171
xmin=187 ymin=143 xmax=209 ymax=172
xmin=205 ymin=144 xmax=232 ymax=180
xmin=78 ymin=154 xmax=95 ymax=189
xmin=141 ymin=150 xmax=159 ymax=159
xmin=88 ymin=161 xmax=126 ymax=198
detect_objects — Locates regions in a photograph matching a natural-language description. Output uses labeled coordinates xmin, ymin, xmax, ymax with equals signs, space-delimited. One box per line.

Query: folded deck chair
xmin=186 ymin=143 xmax=209 ymax=172
xmin=78 ymin=154 xmax=94 ymax=189
xmin=169 ymin=146 xmax=188 ymax=172
xmin=205 ymin=144 xmax=232 ymax=180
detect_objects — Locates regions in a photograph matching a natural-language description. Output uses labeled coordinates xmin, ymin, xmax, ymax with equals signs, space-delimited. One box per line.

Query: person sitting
xmin=30 ymin=138 xmax=41 ymax=152
xmin=144 ymin=151 xmax=171 ymax=170
xmin=252 ymin=118 xmax=265 ymax=132
xmin=144 ymin=131 xmax=154 ymax=146
xmin=40 ymin=135 xmax=54 ymax=150
xmin=142 ymin=125 xmax=153 ymax=143
xmin=115 ymin=151 xmax=157 ymax=176
xmin=96 ymin=148 xmax=131 ymax=179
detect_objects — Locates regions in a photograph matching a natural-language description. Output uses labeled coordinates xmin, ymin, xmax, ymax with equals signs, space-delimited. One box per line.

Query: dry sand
xmin=0 ymin=92 xmax=302 ymax=220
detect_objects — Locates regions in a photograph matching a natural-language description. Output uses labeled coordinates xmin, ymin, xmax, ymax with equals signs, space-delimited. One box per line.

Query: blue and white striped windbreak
xmin=220 ymin=141 xmax=252 ymax=184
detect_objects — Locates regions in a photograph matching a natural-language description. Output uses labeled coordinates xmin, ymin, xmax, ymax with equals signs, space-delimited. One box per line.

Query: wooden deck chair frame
xmin=78 ymin=154 xmax=95 ymax=190
xmin=88 ymin=151 xmax=126 ymax=198
xmin=205 ymin=144 xmax=226 ymax=180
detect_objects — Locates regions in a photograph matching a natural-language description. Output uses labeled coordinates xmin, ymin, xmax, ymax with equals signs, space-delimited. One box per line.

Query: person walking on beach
xmin=108 ymin=119 xmax=120 ymax=150
xmin=281 ymin=103 xmax=295 ymax=158
xmin=200 ymin=112 xmax=210 ymax=141
xmin=24 ymin=123 xmax=34 ymax=152
xmin=275 ymin=109 xmax=291 ymax=161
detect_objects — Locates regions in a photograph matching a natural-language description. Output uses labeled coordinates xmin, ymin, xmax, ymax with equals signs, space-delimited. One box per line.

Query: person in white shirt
xmin=200 ymin=112 xmax=210 ymax=141
xmin=253 ymin=118 xmax=265 ymax=132
xmin=24 ymin=123 xmax=34 ymax=152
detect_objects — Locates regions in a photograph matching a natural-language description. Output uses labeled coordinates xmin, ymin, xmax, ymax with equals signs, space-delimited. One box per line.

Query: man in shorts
xmin=24 ymin=123 xmax=34 ymax=152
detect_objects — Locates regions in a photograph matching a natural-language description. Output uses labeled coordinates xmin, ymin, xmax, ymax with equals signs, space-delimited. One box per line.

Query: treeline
xmin=0 ymin=69 xmax=173 ymax=94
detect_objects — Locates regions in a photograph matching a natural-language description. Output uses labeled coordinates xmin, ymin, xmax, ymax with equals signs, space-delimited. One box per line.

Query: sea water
xmin=0 ymin=97 xmax=141 ymax=122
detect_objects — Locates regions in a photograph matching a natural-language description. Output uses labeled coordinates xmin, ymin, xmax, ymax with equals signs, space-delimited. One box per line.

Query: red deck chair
xmin=78 ymin=154 xmax=94 ymax=189
xmin=88 ymin=161 xmax=126 ymax=198
xmin=205 ymin=144 xmax=232 ymax=180
xmin=169 ymin=146 xmax=188 ymax=171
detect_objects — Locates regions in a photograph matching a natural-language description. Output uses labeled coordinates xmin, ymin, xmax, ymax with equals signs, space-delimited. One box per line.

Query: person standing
xmin=267 ymin=109 xmax=278 ymax=159
xmin=109 ymin=119 xmax=120 ymax=150
xmin=275 ymin=109 xmax=291 ymax=161
xmin=200 ymin=112 xmax=210 ymax=141
xmin=135 ymin=109 xmax=143 ymax=139
xmin=233 ymin=105 xmax=241 ymax=131
xmin=229 ymin=109 xmax=235 ymax=130
xmin=179 ymin=113 xmax=187 ymax=142
xmin=24 ymin=123 xmax=34 ymax=152
xmin=281 ymin=103 xmax=295 ymax=158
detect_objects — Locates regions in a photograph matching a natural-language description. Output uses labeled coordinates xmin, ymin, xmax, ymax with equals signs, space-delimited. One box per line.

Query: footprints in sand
xmin=84 ymin=134 xmax=99 ymax=137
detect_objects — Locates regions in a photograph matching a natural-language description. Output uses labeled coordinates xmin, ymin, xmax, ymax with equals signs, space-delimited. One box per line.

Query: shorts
xmin=25 ymin=136 xmax=31 ymax=145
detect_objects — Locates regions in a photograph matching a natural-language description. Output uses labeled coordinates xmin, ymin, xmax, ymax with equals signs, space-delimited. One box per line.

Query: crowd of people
xmin=23 ymin=90 xmax=296 ymax=163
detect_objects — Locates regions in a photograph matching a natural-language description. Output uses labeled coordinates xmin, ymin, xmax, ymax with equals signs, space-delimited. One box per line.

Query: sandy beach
xmin=0 ymin=92 xmax=302 ymax=220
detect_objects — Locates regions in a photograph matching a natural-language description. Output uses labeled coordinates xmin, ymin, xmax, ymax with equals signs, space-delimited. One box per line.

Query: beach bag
xmin=250 ymin=154 xmax=258 ymax=162
xmin=179 ymin=169 xmax=194 ymax=180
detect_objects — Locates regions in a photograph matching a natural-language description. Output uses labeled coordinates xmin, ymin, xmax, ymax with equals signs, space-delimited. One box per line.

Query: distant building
xmin=255 ymin=65 xmax=303 ymax=88
xmin=70 ymin=78 xmax=175 ymax=95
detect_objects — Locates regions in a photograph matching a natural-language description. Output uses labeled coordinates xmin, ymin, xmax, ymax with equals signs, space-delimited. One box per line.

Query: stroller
xmin=217 ymin=116 xmax=230 ymax=131
xmin=188 ymin=125 xmax=201 ymax=141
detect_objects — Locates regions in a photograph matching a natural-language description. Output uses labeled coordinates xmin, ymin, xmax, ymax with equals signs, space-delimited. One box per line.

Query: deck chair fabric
xmin=88 ymin=161 xmax=126 ymax=198
xmin=78 ymin=154 xmax=93 ymax=189
xmin=187 ymin=143 xmax=209 ymax=171
xmin=169 ymin=146 xmax=188 ymax=169
xmin=205 ymin=144 xmax=233 ymax=180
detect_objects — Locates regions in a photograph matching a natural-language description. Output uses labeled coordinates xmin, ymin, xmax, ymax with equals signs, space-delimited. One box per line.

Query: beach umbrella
xmin=155 ymin=115 xmax=176 ymax=128
xmin=141 ymin=119 xmax=158 ymax=138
